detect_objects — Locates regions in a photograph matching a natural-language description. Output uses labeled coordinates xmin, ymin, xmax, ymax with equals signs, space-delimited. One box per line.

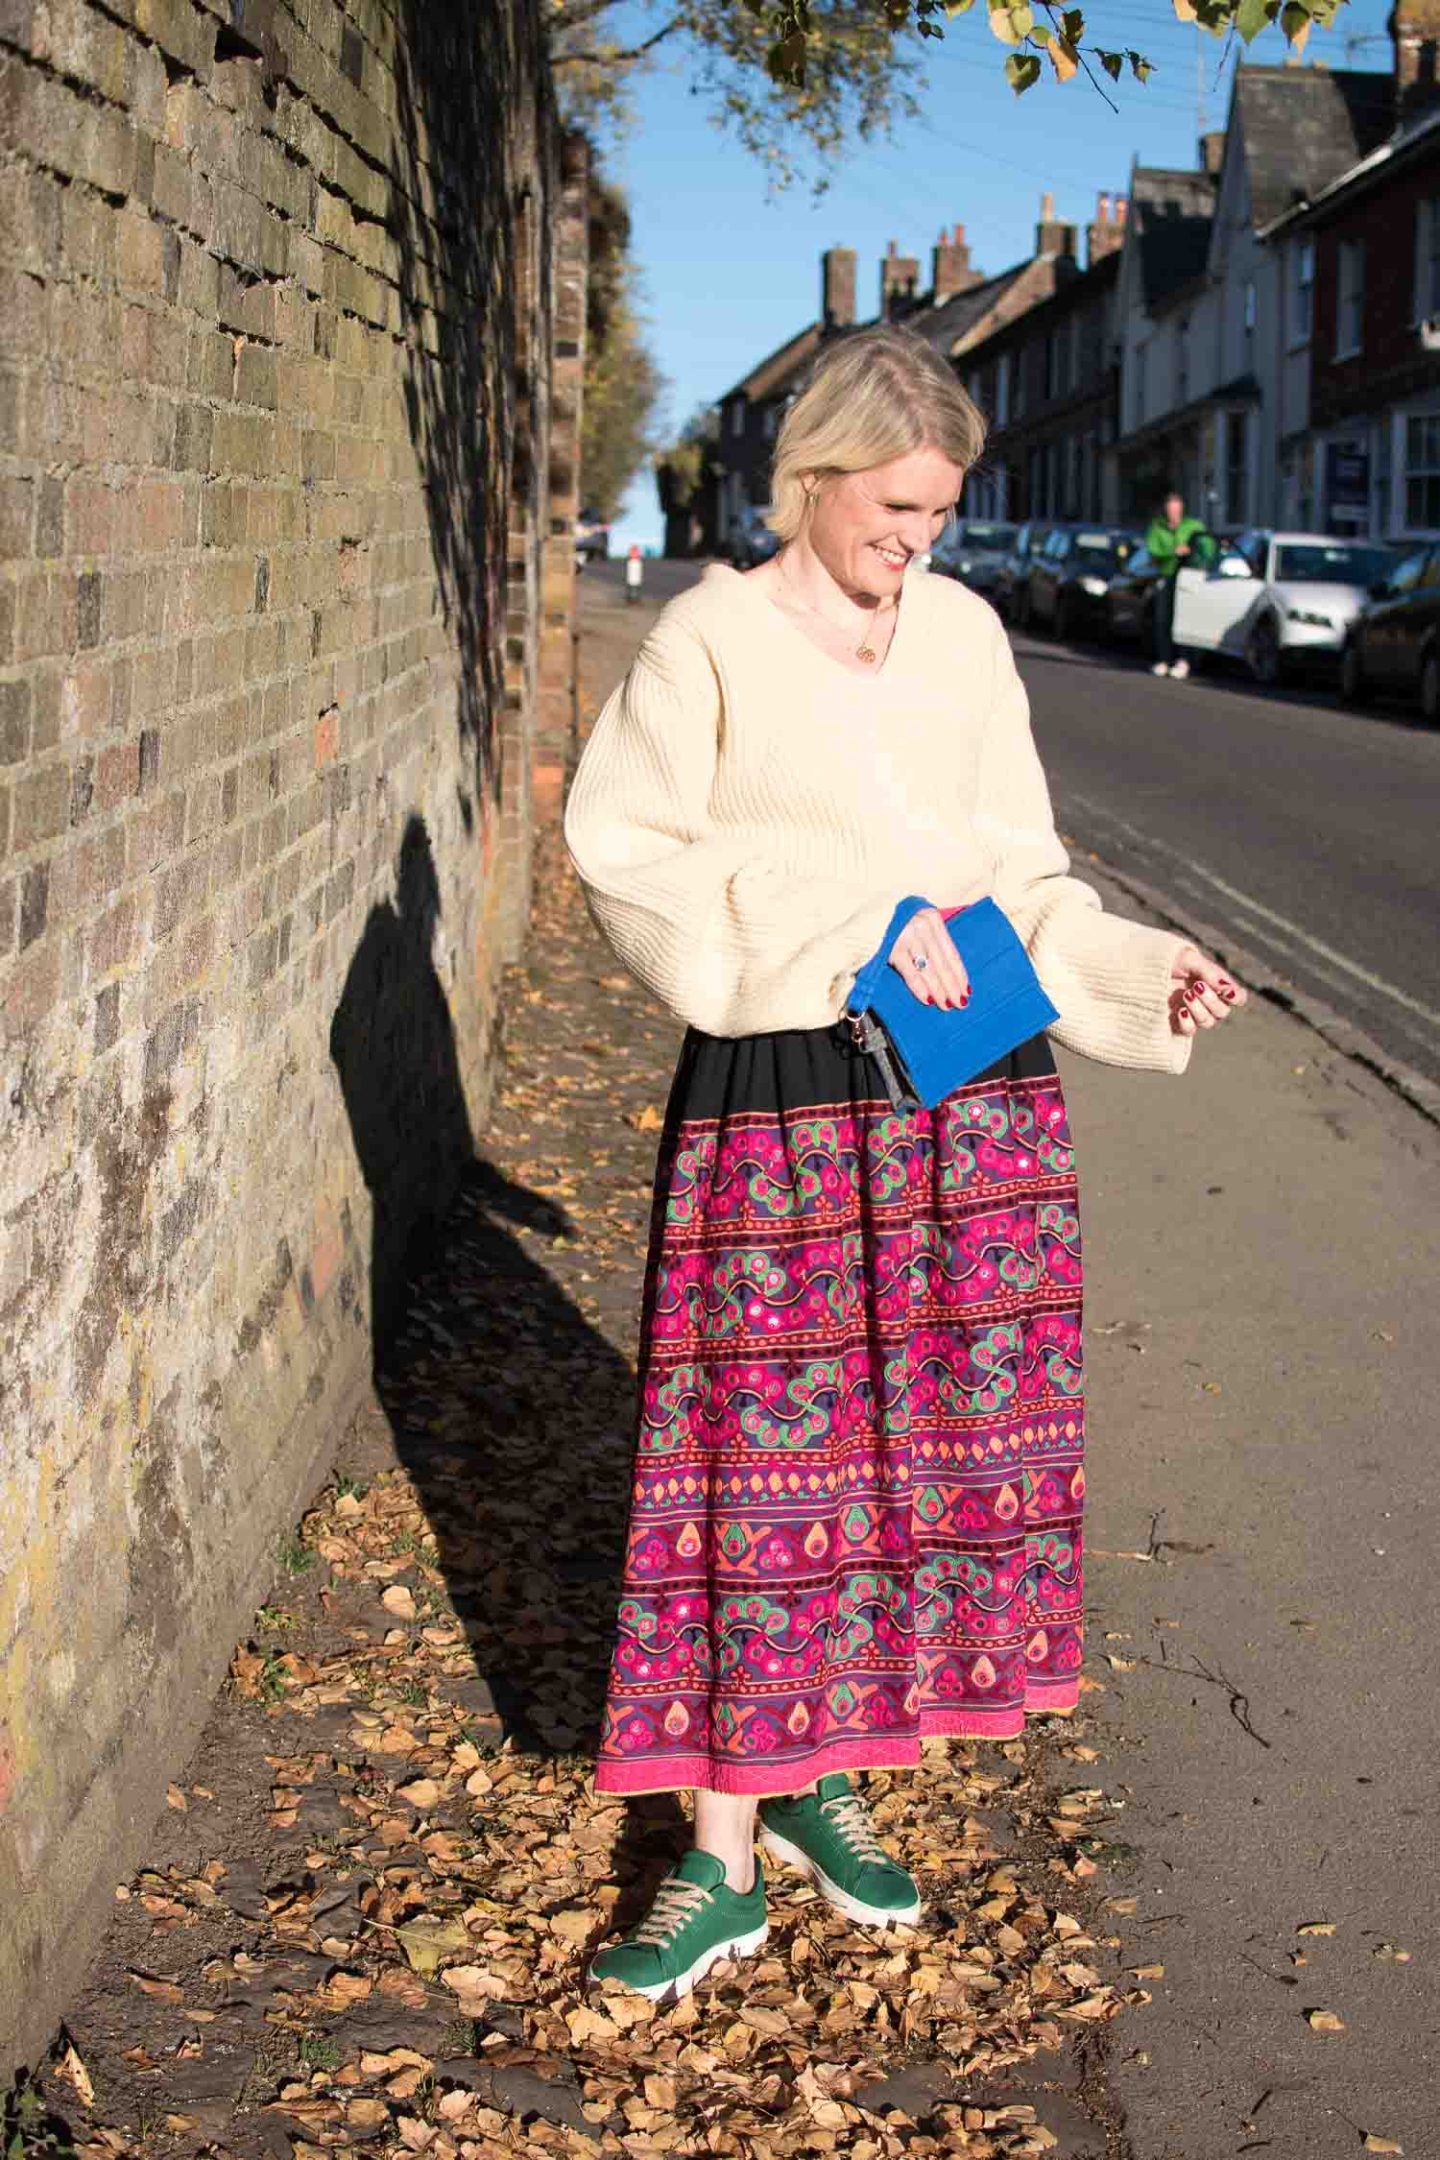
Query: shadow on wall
xmin=389 ymin=0 xmax=538 ymax=832
xmin=329 ymin=816 xmax=476 ymax=1360
xmin=329 ymin=819 xmax=651 ymax=1826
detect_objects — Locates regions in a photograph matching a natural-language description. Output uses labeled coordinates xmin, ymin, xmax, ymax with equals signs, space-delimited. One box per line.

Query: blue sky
xmin=597 ymin=0 xmax=1396 ymax=547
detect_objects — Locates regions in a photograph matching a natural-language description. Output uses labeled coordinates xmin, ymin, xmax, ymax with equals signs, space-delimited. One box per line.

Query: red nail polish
xmin=1219 ymin=984 xmax=1236 ymax=1001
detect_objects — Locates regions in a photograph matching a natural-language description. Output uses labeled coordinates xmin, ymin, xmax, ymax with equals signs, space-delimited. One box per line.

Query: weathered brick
xmin=0 ymin=680 xmax=30 ymax=764
xmin=0 ymin=477 xmax=33 ymax=558
xmin=11 ymin=761 xmax=68 ymax=850
xmin=95 ymin=741 xmax=140 ymax=810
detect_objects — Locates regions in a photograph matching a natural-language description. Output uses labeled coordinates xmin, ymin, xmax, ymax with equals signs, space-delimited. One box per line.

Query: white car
xmin=1172 ymin=529 xmax=1397 ymax=685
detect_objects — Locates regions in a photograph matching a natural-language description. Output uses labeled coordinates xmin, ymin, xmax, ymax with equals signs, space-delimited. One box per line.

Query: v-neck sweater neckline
xmin=703 ymin=559 xmax=915 ymax=684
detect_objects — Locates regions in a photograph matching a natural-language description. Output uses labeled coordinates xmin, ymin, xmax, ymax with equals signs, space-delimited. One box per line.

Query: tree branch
xmin=548 ymin=0 xmax=625 ymax=31
xmin=553 ymin=13 xmax=686 ymax=67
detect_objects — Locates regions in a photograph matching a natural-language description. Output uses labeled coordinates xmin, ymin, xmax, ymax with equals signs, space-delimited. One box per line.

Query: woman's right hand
xmin=888 ymin=907 xmax=971 ymax=1009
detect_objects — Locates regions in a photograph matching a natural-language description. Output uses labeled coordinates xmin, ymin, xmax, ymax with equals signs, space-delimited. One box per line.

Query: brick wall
xmin=0 ymin=0 xmax=577 ymax=2060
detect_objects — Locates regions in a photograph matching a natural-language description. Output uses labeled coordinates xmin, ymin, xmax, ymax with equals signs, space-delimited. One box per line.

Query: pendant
xmin=856 ymin=643 xmax=876 ymax=663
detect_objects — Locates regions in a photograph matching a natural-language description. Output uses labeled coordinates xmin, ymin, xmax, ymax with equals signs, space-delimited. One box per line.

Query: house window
xmin=996 ymin=352 xmax=1011 ymax=425
xmin=762 ymin=404 xmax=779 ymax=442
xmin=1177 ymin=316 xmax=1190 ymax=404
xmin=1336 ymin=239 xmax=1365 ymax=359
xmin=1374 ymin=419 xmax=1392 ymax=535
xmin=1242 ymin=279 xmax=1256 ymax=363
xmin=1404 ymin=412 xmax=1440 ymax=528
xmin=729 ymin=400 xmax=745 ymax=439
xmin=1290 ymin=239 xmax=1314 ymax=348
xmin=1225 ymin=411 xmax=1248 ymax=525
xmin=1414 ymin=200 xmax=1440 ymax=324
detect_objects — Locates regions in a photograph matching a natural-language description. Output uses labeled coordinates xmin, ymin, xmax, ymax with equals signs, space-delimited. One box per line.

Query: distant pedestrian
xmin=624 ymin=542 xmax=644 ymax=605
xmin=565 ymin=324 xmax=1246 ymax=2005
xmin=1143 ymin=487 xmax=1208 ymax=678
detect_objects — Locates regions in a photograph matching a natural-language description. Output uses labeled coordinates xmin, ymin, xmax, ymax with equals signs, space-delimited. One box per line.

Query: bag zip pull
xmin=848 ymin=1007 xmax=915 ymax=1112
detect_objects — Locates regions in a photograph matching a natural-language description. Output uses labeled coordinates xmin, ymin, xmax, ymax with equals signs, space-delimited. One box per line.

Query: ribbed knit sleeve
xmin=563 ymin=611 xmax=904 ymax=1035
xmin=974 ymin=610 xmax=1193 ymax=1075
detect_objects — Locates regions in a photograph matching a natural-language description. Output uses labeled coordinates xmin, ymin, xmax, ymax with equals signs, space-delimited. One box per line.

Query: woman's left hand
xmin=1169 ymin=942 xmax=1247 ymax=1036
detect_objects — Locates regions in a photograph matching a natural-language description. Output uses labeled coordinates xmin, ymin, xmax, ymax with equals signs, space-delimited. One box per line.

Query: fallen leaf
xmin=381 ymin=1584 xmax=417 ymax=1620
xmin=1297 ymin=1921 xmax=1336 ymax=1936
xmin=165 ymin=1784 xmax=188 ymax=1811
xmin=1373 ymin=1943 xmax=1411 ymax=1962
xmin=1130 ymin=1964 xmax=1165 ymax=1980
xmin=57 ymin=2044 xmax=95 ymax=2106
xmin=626 ymin=1104 xmax=663 ymax=1131
xmin=396 ymin=1915 xmax=470 ymax=1977
xmin=1362 ymin=2137 xmax=1403 ymax=2154
xmin=440 ymin=1963 xmax=509 ymax=2012
xmin=1306 ymin=2008 xmax=1345 ymax=2032
xmin=126 ymin=1970 xmax=184 ymax=2003
xmin=549 ymin=1908 xmax=596 ymax=1944
xmin=396 ymin=1777 xmax=441 ymax=1810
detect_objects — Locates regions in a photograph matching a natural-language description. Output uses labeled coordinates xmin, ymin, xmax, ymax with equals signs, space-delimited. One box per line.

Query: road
xmin=1017 ymin=626 xmax=1440 ymax=1099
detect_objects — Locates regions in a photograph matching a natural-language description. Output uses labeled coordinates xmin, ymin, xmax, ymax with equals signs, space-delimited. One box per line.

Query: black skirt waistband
xmin=669 ymin=1021 xmax=1057 ymax=1122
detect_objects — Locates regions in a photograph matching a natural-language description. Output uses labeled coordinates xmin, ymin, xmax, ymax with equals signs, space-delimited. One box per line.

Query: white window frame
xmin=1289 ymin=238 xmax=1314 ymax=350
xmin=1335 ymin=239 xmax=1365 ymax=361
xmin=1403 ymin=409 xmax=1440 ymax=532
xmin=1413 ymin=199 xmax=1440 ymax=325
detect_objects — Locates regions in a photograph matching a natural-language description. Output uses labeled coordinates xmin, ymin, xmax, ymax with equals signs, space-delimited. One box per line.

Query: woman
xmin=563 ymin=326 xmax=1244 ymax=2003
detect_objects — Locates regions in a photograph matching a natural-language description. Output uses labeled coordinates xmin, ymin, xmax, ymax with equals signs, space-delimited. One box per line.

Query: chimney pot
xmin=820 ymin=245 xmax=857 ymax=333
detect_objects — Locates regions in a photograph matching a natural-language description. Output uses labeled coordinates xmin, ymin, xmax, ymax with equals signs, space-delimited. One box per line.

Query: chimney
xmin=1086 ymin=189 xmax=1127 ymax=266
xmin=1034 ymin=190 xmax=1079 ymax=263
xmin=932 ymin=221 xmax=978 ymax=303
xmin=1392 ymin=0 xmax=1440 ymax=121
xmin=1199 ymin=128 xmax=1226 ymax=175
xmin=880 ymin=238 xmax=921 ymax=319
xmin=821 ymin=246 xmax=857 ymax=332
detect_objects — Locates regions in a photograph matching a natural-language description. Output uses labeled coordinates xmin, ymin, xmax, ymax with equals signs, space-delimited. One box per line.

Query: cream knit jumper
xmin=563 ymin=562 xmax=1193 ymax=1075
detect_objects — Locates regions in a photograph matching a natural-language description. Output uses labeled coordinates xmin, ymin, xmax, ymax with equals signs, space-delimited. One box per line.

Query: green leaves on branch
xmin=759 ymin=0 xmax=1349 ymax=94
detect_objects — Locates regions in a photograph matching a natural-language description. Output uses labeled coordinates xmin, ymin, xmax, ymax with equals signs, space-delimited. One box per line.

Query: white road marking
xmin=1066 ymin=791 xmax=1440 ymax=1041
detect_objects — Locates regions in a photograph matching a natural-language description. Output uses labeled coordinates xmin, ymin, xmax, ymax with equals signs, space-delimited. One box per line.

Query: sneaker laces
xmin=632 ymin=1873 xmax=710 ymax=1947
xmin=819 ymin=1790 xmax=890 ymax=1864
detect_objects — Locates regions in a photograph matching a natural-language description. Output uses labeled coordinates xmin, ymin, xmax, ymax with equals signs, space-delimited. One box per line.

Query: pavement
xmin=586 ymin=559 xmax=1440 ymax=2157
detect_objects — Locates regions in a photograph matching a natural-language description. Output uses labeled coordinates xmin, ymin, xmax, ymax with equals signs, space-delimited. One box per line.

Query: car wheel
xmin=1339 ymin=639 xmax=1368 ymax=706
xmin=1247 ymin=615 xmax=1282 ymax=687
xmin=1420 ymin=647 xmax=1440 ymax=726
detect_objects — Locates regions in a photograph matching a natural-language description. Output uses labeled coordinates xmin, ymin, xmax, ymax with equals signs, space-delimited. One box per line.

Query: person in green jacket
xmin=1144 ymin=490 xmax=1210 ymax=679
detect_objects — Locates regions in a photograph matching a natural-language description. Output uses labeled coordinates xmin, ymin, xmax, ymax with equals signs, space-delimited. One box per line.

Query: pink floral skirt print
xmin=591 ymin=1020 xmax=1085 ymax=1796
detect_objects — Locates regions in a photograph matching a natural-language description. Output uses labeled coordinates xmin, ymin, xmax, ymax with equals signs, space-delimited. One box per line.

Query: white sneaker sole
xmin=758 ymin=1827 xmax=922 ymax=1928
xmin=587 ymin=1917 xmax=769 ymax=2003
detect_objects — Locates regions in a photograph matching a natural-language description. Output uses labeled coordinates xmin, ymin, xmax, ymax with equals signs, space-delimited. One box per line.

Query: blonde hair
xmin=767 ymin=325 xmax=987 ymax=542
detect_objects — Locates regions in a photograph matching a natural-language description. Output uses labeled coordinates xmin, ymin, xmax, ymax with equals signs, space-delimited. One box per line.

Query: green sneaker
xmin=758 ymin=1771 xmax=922 ymax=1928
xmin=587 ymin=1848 xmax=768 ymax=2002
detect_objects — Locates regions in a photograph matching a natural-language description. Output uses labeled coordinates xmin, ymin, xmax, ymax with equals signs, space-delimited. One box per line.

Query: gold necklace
xmin=778 ymin=560 xmax=897 ymax=664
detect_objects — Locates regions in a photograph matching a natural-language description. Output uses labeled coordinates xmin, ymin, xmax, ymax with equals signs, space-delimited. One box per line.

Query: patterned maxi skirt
xmin=591 ymin=1019 xmax=1085 ymax=1796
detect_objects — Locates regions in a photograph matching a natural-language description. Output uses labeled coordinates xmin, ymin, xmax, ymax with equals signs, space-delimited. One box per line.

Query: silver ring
xmin=911 ymin=952 xmax=928 ymax=971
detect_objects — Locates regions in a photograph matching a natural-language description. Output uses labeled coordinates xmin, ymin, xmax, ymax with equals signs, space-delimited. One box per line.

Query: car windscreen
xmin=959 ymin=523 xmax=1016 ymax=550
xmin=1069 ymin=532 xmax=1122 ymax=569
xmin=1273 ymin=542 xmax=1394 ymax=585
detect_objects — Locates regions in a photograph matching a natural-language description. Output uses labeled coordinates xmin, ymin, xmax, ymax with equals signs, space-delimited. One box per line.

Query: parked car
xmin=1026 ymin=524 xmax=1141 ymax=641
xmin=1340 ymin=539 xmax=1440 ymax=721
xmin=930 ymin=519 xmax=1017 ymax=600
xmin=995 ymin=521 xmax=1056 ymax=626
xmin=1104 ymin=527 xmax=1224 ymax=652
xmin=1170 ymin=529 xmax=1399 ymax=684
xmin=574 ymin=508 xmax=610 ymax=563
xmin=727 ymin=503 xmax=780 ymax=568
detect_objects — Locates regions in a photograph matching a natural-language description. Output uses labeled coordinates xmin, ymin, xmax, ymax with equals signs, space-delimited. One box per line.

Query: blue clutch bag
xmin=844 ymin=894 xmax=1060 ymax=1110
